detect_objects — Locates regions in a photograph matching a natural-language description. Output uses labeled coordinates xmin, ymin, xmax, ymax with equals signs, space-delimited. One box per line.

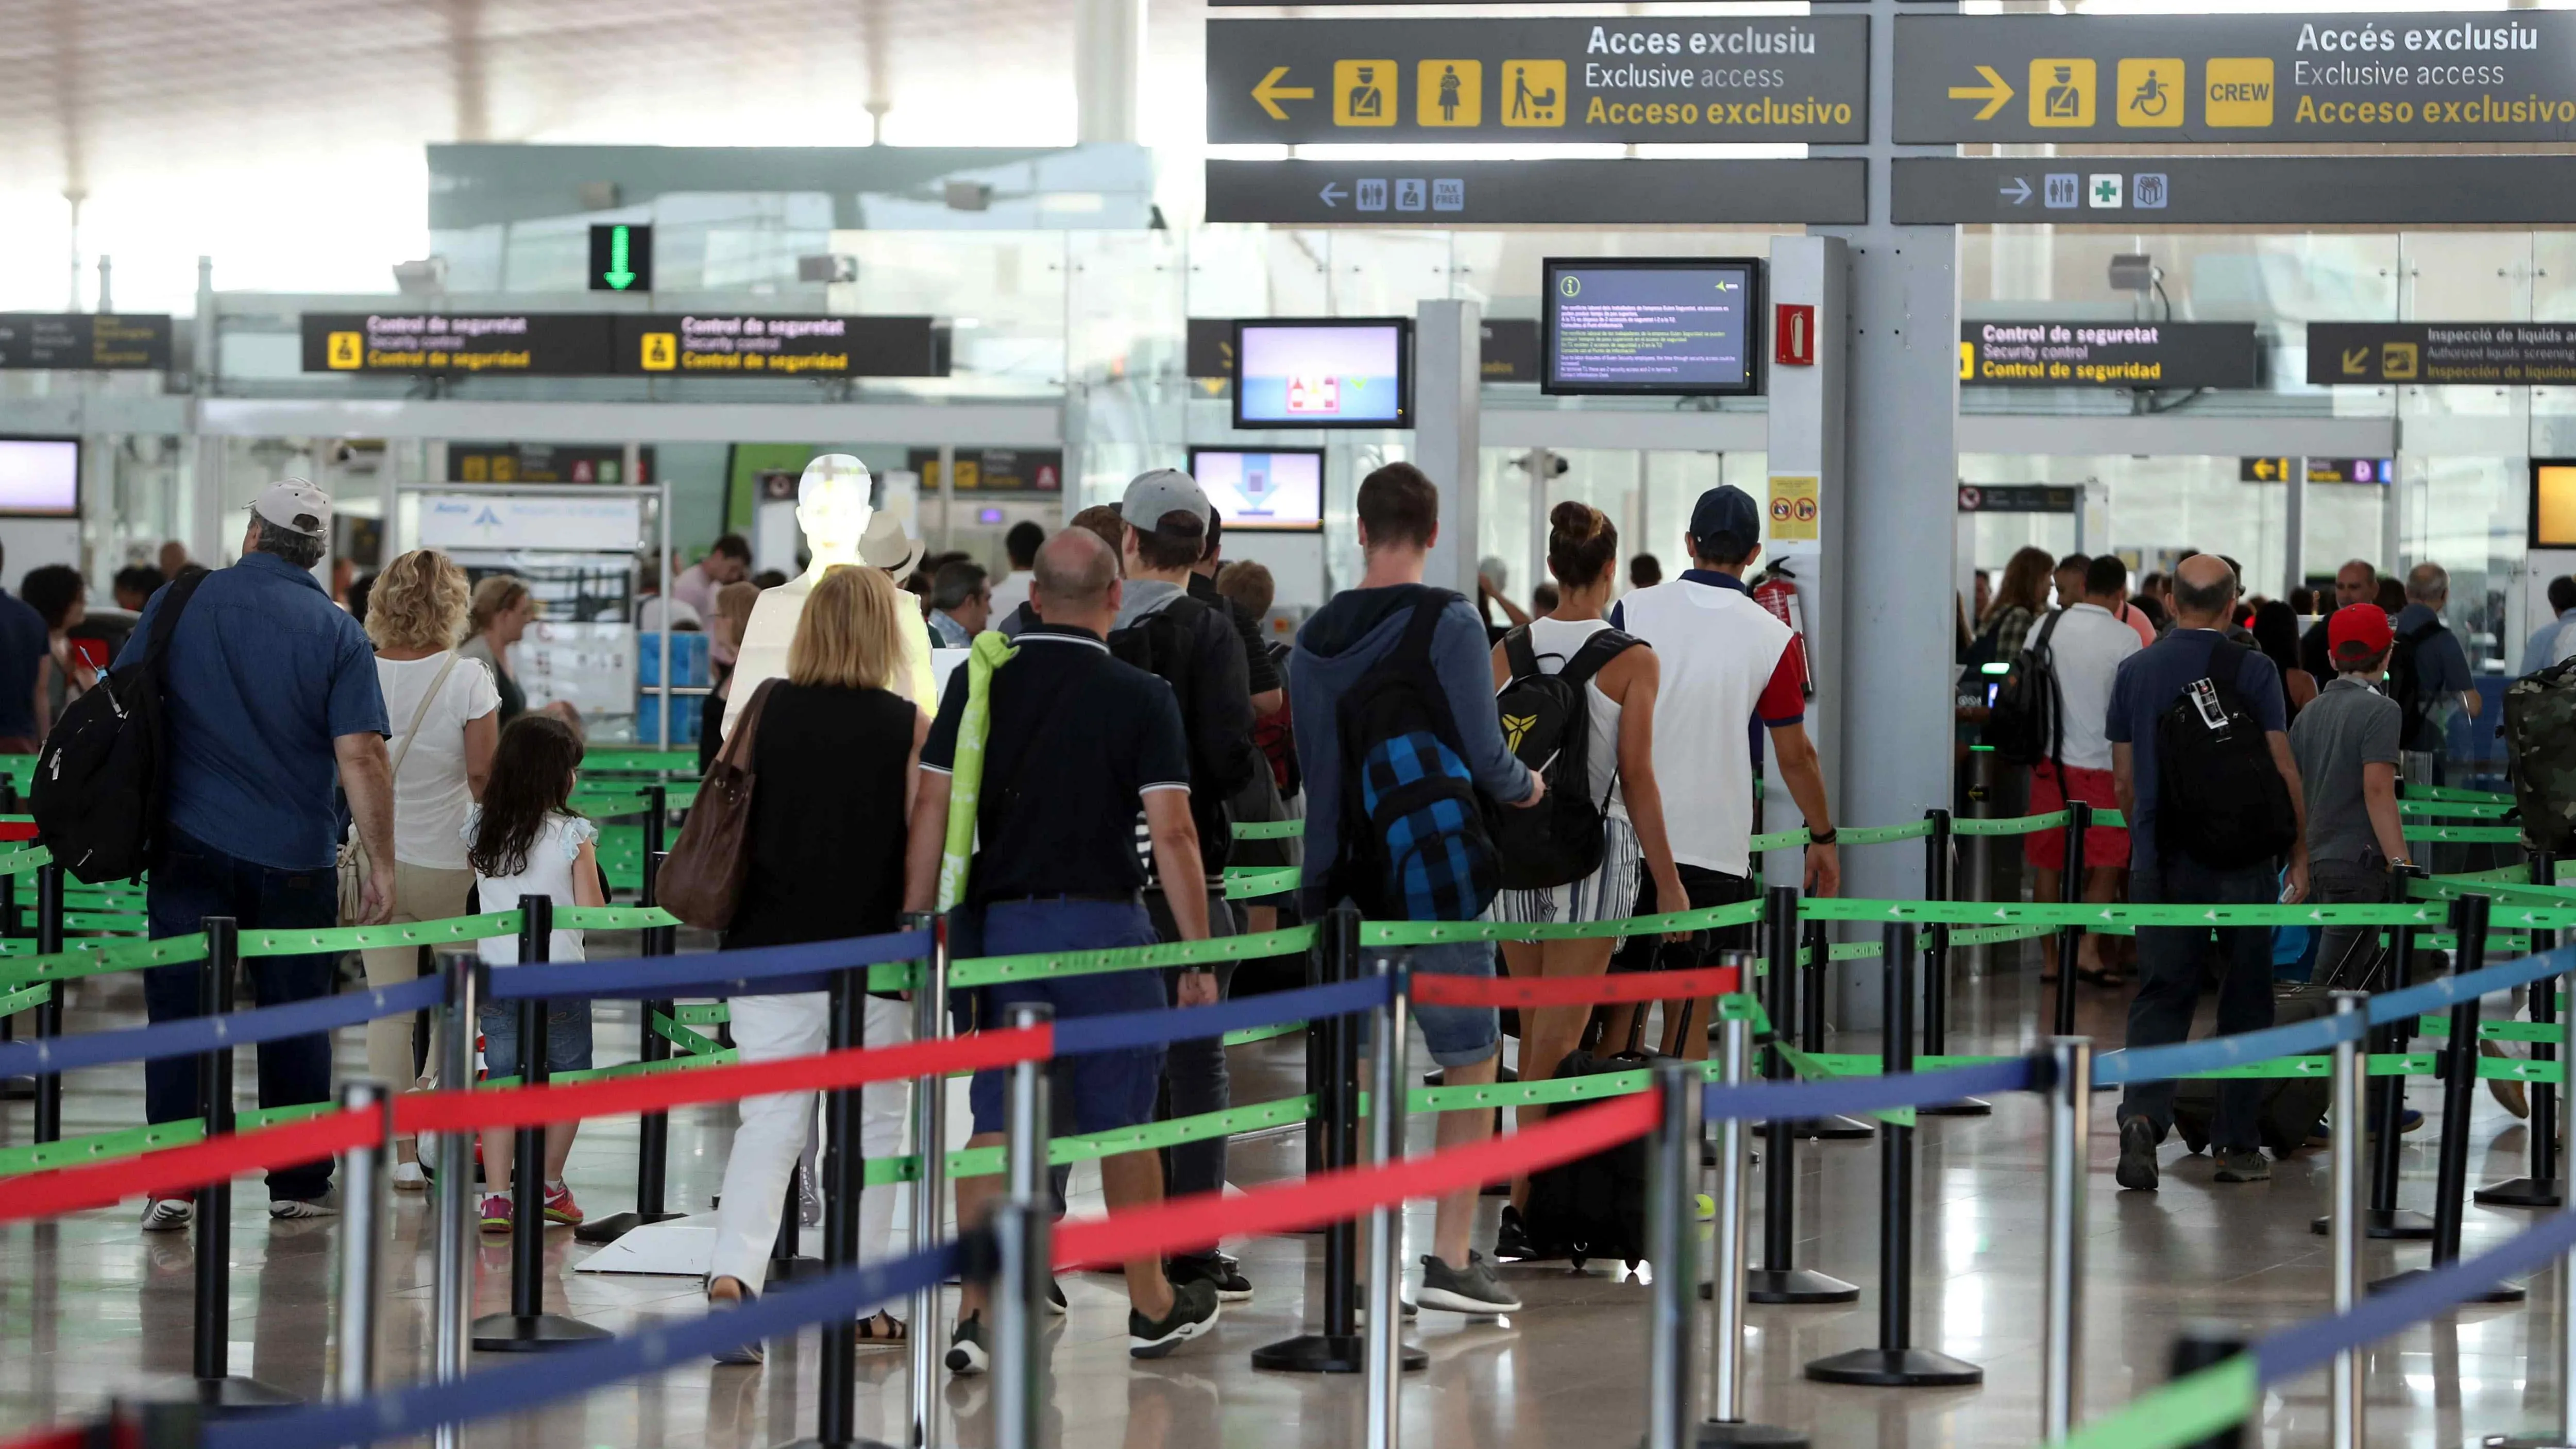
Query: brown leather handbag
xmin=656 ymin=679 xmax=777 ymax=930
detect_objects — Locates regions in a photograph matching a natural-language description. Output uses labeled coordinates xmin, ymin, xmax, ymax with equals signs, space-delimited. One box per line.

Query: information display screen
xmin=0 ymin=438 xmax=80 ymax=516
xmin=1189 ymin=448 xmax=1326 ymax=531
xmin=1232 ymin=320 xmax=1411 ymax=429
xmin=1543 ymin=258 xmax=1762 ymax=396
xmin=2533 ymin=461 xmax=2576 ymax=549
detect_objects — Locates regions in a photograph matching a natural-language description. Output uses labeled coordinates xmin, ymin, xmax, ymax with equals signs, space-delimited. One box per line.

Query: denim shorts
xmin=1323 ymin=892 xmax=1499 ymax=1068
xmin=479 ymin=1000 xmax=596 ymax=1079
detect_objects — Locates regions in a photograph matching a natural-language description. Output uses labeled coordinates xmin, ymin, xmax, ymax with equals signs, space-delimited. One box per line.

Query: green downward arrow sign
xmin=604 ymin=225 xmax=637 ymax=290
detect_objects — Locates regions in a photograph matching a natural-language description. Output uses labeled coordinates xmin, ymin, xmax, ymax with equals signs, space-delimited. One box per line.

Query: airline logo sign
xmin=1207 ymin=17 xmax=1869 ymax=143
xmin=1897 ymin=13 xmax=2576 ymax=143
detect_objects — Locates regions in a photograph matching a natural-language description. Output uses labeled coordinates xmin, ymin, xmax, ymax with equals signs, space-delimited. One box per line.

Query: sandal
xmin=855 ymin=1310 xmax=908 ymax=1346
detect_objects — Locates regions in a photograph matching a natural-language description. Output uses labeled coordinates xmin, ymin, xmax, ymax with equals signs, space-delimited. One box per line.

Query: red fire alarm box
xmin=1775 ymin=303 xmax=1816 ymax=367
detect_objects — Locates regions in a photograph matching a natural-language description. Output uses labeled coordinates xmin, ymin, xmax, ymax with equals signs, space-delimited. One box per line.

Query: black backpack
xmin=1330 ymin=595 xmax=1502 ymax=922
xmin=1110 ymin=595 xmax=1236 ymax=879
xmin=2153 ymin=638 xmax=2298 ymax=871
xmin=2387 ymin=616 xmax=2449 ymax=753
xmin=1984 ymin=608 xmax=2067 ymax=769
xmin=1492 ymin=625 xmax=1640 ymax=890
xmin=35 ymin=569 xmax=209 ymax=883
xmin=1520 ymin=999 xmax=1693 ymax=1270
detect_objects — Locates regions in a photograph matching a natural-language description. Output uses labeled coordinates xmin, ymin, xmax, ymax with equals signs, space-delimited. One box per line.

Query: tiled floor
xmin=3 ymin=940 xmax=2569 ymax=1448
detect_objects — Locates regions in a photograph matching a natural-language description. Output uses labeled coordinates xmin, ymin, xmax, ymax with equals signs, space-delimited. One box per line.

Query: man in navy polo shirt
xmin=121 ymin=480 xmax=394 ymax=1229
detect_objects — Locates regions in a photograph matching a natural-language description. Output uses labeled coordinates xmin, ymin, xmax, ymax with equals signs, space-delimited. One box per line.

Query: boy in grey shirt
xmin=2290 ymin=603 xmax=2413 ymax=988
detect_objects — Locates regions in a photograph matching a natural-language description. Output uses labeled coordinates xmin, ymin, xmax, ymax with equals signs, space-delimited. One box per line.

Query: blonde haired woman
xmin=364 ymin=549 xmax=500 ymax=1186
xmin=705 ymin=565 xmax=927 ymax=1358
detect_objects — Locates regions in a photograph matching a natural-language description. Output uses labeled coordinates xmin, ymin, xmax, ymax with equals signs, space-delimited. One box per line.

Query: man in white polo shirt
xmin=1607 ymin=484 xmax=1839 ymax=1059
xmin=2024 ymin=553 xmax=2141 ymax=985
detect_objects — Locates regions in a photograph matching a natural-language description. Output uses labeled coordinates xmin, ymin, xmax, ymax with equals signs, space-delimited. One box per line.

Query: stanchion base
xmin=175 ymin=1376 xmax=300 ymax=1414
xmin=1692 ymin=1419 xmax=1810 ymax=1448
xmin=1740 ymin=1268 xmax=1860 ymax=1305
xmin=1248 ymin=1333 xmax=1427 ymax=1374
xmin=472 ymin=1311 xmax=617 ymax=1352
xmin=2368 ymin=1268 xmax=2527 ymax=1302
xmin=2474 ymin=1177 xmax=2566 ymax=1208
xmin=1803 ymin=1346 xmax=1984 ymax=1387
xmin=1917 ymin=1098 xmax=1992 ymax=1118
xmin=575 ymin=1209 xmax=685 ymax=1245
xmin=1792 ymin=1117 xmax=1873 ymax=1141
xmin=767 ymin=1254 xmax=829 ymax=1284
xmin=2308 ymin=1208 xmax=2437 ymax=1240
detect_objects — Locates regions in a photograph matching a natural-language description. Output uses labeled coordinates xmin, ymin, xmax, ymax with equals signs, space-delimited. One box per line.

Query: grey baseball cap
xmin=1121 ymin=469 xmax=1212 ymax=537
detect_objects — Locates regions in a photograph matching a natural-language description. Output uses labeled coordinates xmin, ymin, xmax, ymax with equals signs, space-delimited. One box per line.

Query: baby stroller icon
xmin=1511 ymin=67 xmax=1557 ymax=121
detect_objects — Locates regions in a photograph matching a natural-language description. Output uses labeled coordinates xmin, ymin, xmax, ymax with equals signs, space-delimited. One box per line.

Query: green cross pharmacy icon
xmin=2089 ymin=174 xmax=2122 ymax=207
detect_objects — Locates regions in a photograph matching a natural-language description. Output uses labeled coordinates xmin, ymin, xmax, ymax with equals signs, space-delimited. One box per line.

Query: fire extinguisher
xmin=1751 ymin=561 xmax=1816 ymax=699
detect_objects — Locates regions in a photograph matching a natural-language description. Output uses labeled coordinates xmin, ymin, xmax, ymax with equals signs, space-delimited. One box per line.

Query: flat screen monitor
xmin=0 ymin=437 xmax=79 ymax=517
xmin=2534 ymin=461 xmax=2576 ymax=548
xmin=1542 ymin=257 xmax=1763 ymax=397
xmin=1232 ymin=319 xmax=1411 ymax=429
xmin=1189 ymin=448 xmax=1325 ymax=532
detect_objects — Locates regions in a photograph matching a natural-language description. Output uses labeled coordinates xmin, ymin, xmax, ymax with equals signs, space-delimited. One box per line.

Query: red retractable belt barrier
xmin=0 ymin=1108 xmax=377 ymax=1227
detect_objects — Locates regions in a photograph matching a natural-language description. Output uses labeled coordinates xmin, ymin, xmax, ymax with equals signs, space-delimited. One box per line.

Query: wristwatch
xmin=1807 ymin=827 xmax=1839 ymax=846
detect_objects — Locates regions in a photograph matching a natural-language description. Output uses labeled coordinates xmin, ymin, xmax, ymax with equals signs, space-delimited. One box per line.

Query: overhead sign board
xmin=1893 ymin=157 xmax=2576 ymax=226
xmin=2308 ymin=457 xmax=2396 ymax=485
xmin=0 ymin=314 xmax=173 ymax=370
xmin=2307 ymin=322 xmax=2576 ymax=386
xmin=1958 ymin=484 xmax=2078 ymax=515
xmin=1959 ymin=321 xmax=2259 ymax=390
xmin=302 ymin=314 xmax=945 ymax=378
xmin=907 ymin=448 xmax=1064 ymax=495
xmin=1207 ymin=17 xmax=1869 ymax=144
xmin=2239 ymin=456 xmax=2294 ymax=483
xmin=1205 ymin=159 xmax=1865 ymax=227
xmin=449 ymin=444 xmax=653 ymax=486
xmin=1896 ymin=13 xmax=2576 ymax=144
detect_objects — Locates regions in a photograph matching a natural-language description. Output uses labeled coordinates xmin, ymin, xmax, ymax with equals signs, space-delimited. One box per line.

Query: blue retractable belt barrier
xmin=2093 ymin=1009 xmax=2369 ymax=1088
xmin=1049 ymin=975 xmax=1391 ymax=1058
xmin=2369 ymin=942 xmax=2574 ymax=1024
xmin=482 ymin=927 xmax=933 ymax=1001
xmin=0 ymin=974 xmax=447 ymax=1078
xmin=1705 ymin=1056 xmax=2037 ymax=1122
xmin=2253 ymin=1206 xmax=2576 ymax=1384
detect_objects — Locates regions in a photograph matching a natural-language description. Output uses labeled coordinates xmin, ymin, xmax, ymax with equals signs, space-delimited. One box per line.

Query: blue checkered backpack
xmin=1331 ymin=595 xmax=1502 ymax=922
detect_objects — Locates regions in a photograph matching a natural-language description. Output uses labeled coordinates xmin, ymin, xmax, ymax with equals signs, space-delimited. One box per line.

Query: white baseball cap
xmin=250 ymin=479 xmax=332 ymax=538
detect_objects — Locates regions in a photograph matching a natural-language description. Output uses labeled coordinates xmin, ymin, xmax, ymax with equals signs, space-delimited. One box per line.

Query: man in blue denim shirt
xmin=117 ymin=481 xmax=394 ymax=1228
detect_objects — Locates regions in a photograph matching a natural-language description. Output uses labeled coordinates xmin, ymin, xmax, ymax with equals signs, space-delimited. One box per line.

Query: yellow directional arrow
xmin=1947 ymin=65 xmax=2015 ymax=122
xmin=1251 ymin=66 xmax=1315 ymax=122
xmin=2342 ymin=346 xmax=2370 ymax=376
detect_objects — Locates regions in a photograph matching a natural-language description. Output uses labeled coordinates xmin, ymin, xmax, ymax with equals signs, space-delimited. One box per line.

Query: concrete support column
xmin=1762 ymin=236 xmax=1850 ymax=897
xmin=1074 ymin=0 xmax=1146 ymax=145
xmin=1415 ymin=298 xmax=1482 ymax=596
xmin=2284 ymin=458 xmax=2307 ymax=600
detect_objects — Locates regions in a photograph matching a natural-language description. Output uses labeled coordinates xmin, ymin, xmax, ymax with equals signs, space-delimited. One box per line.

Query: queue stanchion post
xmin=1696 ymin=1016 xmax=1804 ymax=1448
xmin=2040 ymin=1036 xmax=2091 ymax=1444
xmin=335 ymin=1079 xmax=392 ymax=1403
xmin=1745 ymin=888 xmax=1853 ymax=1305
xmin=1792 ymin=915 xmax=1869 ymax=1142
xmin=994 ymin=1002 xmax=1053 ymax=1449
xmin=1921 ymin=808 xmax=1988 ymax=1118
xmin=2478 ymin=844 xmax=2563 ymax=1209
xmin=32 ymin=859 xmax=64 ymax=1142
xmin=2051 ymin=802 xmax=2091 ymax=1039
xmin=431 ymin=952 xmax=482 ymax=1449
xmin=1641 ymin=1058 xmax=1698 ymax=1449
xmin=581 ymin=839 xmax=681 ymax=1245
xmin=2327 ymin=992 xmax=2367 ymax=1449
xmin=907 ymin=910 xmax=949 ymax=1449
xmin=2170 ymin=1332 xmax=2249 ymax=1449
xmin=1805 ymin=923 xmax=1982 ymax=1388
xmin=180 ymin=916 xmax=298 ymax=1411
xmin=1364 ymin=950 xmax=1417 ymax=1449
xmin=2372 ymin=892 xmax=2525 ymax=1301
xmin=473 ymin=896 xmax=613 ymax=1351
xmin=2319 ymin=862 xmax=2435 ymax=1239
xmin=776 ymin=961 xmax=891 ymax=1449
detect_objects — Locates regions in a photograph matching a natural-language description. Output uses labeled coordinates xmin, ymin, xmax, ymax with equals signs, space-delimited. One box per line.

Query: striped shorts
xmin=1493 ymin=816 xmax=1642 ymax=929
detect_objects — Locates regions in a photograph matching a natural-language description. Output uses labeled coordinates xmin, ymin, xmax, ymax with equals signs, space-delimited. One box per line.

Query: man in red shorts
xmin=2027 ymin=554 xmax=2140 ymax=983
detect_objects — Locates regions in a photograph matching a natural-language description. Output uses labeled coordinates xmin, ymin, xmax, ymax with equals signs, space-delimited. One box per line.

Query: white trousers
xmin=708 ymin=991 xmax=913 ymax=1295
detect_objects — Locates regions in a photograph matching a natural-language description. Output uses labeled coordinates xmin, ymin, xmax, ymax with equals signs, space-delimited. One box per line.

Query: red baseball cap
xmin=2329 ymin=601 xmax=2394 ymax=667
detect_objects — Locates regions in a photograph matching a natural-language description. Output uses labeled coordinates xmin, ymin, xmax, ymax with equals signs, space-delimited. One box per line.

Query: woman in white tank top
xmin=1487 ymin=503 xmax=1692 ymax=1249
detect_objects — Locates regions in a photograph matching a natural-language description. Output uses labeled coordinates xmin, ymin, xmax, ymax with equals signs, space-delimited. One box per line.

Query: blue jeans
xmin=478 ymin=1000 xmax=596 ymax=1078
xmin=968 ymin=898 xmax=1168 ymax=1136
xmin=2121 ymin=856 xmax=2281 ymax=1153
xmin=143 ymin=830 xmax=339 ymax=1202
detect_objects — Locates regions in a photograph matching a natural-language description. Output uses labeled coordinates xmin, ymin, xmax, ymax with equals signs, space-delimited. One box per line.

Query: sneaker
xmin=141 ymin=1198 xmax=194 ymax=1232
xmin=544 ymin=1182 xmax=583 ymax=1226
xmin=2114 ymin=1117 xmax=2160 ymax=1193
xmin=1048 ymin=1277 xmax=1067 ymax=1316
xmin=1415 ymin=1252 xmax=1521 ymax=1315
xmin=269 ymin=1196 xmax=336 ymax=1221
xmin=1128 ymin=1277 xmax=1221 ymax=1359
xmin=2214 ymin=1149 xmax=2273 ymax=1184
xmin=1492 ymin=1204 xmax=1561 ymax=1264
xmin=2485 ymin=1040 xmax=2530 ymax=1118
xmin=1167 ymin=1252 xmax=1254 ymax=1304
xmin=391 ymin=1161 xmax=429 ymax=1192
xmin=945 ymin=1314 xmax=989 ymax=1376
xmin=480 ymin=1194 xmax=516 ymax=1233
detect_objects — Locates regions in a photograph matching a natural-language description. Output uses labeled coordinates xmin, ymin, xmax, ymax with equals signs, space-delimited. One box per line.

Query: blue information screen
xmin=1544 ymin=260 xmax=1760 ymax=395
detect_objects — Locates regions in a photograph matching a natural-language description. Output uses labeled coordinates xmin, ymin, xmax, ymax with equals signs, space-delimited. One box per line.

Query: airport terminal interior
xmin=16 ymin=3 xmax=2576 ymax=1448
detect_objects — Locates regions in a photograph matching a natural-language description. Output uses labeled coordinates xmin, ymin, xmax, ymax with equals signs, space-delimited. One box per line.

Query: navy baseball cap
xmin=1688 ymin=485 xmax=1761 ymax=549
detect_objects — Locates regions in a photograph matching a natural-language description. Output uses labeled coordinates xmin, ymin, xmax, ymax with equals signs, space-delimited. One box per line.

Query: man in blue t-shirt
xmin=2393 ymin=562 xmax=2479 ymax=757
xmin=2105 ymin=553 xmax=2309 ymax=1193
xmin=118 ymin=481 xmax=393 ymax=1227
